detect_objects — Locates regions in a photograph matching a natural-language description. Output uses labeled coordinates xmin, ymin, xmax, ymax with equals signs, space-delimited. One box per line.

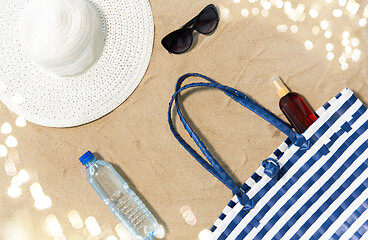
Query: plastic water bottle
xmin=80 ymin=151 xmax=164 ymax=240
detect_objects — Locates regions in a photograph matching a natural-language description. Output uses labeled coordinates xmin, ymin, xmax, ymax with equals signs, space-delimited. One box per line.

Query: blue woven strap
xmin=168 ymin=73 xmax=310 ymax=207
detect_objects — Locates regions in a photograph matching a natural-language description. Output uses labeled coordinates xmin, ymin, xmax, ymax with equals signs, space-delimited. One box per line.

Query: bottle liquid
xmin=79 ymin=151 xmax=164 ymax=240
xmin=270 ymin=76 xmax=317 ymax=134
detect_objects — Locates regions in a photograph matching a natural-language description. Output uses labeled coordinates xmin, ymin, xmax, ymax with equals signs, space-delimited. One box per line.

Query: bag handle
xmin=168 ymin=73 xmax=310 ymax=207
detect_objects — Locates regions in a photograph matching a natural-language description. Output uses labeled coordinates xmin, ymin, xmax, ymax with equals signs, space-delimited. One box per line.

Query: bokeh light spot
xmin=5 ymin=136 xmax=18 ymax=148
xmin=261 ymin=9 xmax=269 ymax=17
xmin=351 ymin=38 xmax=359 ymax=47
xmin=327 ymin=52 xmax=335 ymax=61
xmin=277 ymin=24 xmax=288 ymax=32
xmin=291 ymin=25 xmax=298 ymax=33
xmin=220 ymin=7 xmax=230 ymax=19
xmin=0 ymin=144 xmax=8 ymax=157
xmin=252 ymin=7 xmax=260 ymax=15
xmin=35 ymin=196 xmax=52 ymax=210
xmin=275 ymin=0 xmax=283 ymax=8
xmin=262 ymin=1 xmax=272 ymax=10
xmin=85 ymin=217 xmax=101 ymax=236
xmin=342 ymin=38 xmax=350 ymax=46
xmin=4 ymin=159 xmax=17 ymax=176
xmin=1 ymin=122 xmax=12 ymax=134
xmin=199 ymin=229 xmax=214 ymax=240
xmin=30 ymin=182 xmax=45 ymax=200
xmin=115 ymin=223 xmax=133 ymax=240
xmin=341 ymin=62 xmax=349 ymax=71
xmin=7 ymin=185 xmax=21 ymax=198
xmin=345 ymin=46 xmax=352 ymax=53
xmin=18 ymin=169 xmax=29 ymax=183
xmin=326 ymin=43 xmax=334 ymax=52
xmin=241 ymin=9 xmax=249 ymax=17
xmin=333 ymin=9 xmax=343 ymax=17
xmin=11 ymin=175 xmax=22 ymax=186
xmin=15 ymin=116 xmax=27 ymax=127
xmin=338 ymin=0 xmax=347 ymax=7
xmin=312 ymin=26 xmax=320 ymax=35
xmin=320 ymin=20 xmax=329 ymax=30
xmin=324 ymin=30 xmax=332 ymax=39
xmin=106 ymin=236 xmax=118 ymax=240
xmin=45 ymin=215 xmax=63 ymax=237
xmin=304 ymin=40 xmax=313 ymax=50
xmin=342 ymin=31 xmax=350 ymax=39
xmin=68 ymin=210 xmax=84 ymax=229
xmin=352 ymin=49 xmax=361 ymax=61
xmin=359 ymin=18 xmax=367 ymax=27
xmin=309 ymin=9 xmax=318 ymax=18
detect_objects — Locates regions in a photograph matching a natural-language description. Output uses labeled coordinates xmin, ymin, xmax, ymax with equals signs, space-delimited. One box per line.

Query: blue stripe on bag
xmin=265 ymin=118 xmax=368 ymax=239
xmin=228 ymin=200 xmax=236 ymax=208
xmin=331 ymin=200 xmax=366 ymax=239
xmin=317 ymin=175 xmax=368 ymax=240
xmin=273 ymin=149 xmax=283 ymax=158
xmin=218 ymin=94 xmax=358 ymax=239
xmin=352 ymin=218 xmax=368 ymax=239
xmin=273 ymin=138 xmax=368 ymax=240
xmin=312 ymin=182 xmax=368 ymax=239
xmin=323 ymin=102 xmax=331 ymax=109
xmin=325 ymin=105 xmax=365 ymax=150
xmin=251 ymin=173 xmax=262 ymax=183
xmin=223 ymin=137 xmax=345 ymax=235
xmin=271 ymin=138 xmax=292 ymax=161
xmin=266 ymin=114 xmax=366 ymax=236
xmin=250 ymin=108 xmax=367 ymax=239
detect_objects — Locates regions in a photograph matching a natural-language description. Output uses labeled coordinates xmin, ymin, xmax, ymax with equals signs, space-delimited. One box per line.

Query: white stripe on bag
xmin=299 ymin=147 xmax=368 ymax=240
xmin=320 ymin=182 xmax=368 ymax=239
xmin=225 ymin=91 xmax=358 ymax=239
xmin=359 ymin=227 xmax=368 ymax=239
xmin=339 ymin=207 xmax=368 ymax=239
xmin=280 ymin=138 xmax=368 ymax=240
xmin=260 ymin=110 xmax=368 ymax=239
xmin=248 ymin=111 xmax=368 ymax=240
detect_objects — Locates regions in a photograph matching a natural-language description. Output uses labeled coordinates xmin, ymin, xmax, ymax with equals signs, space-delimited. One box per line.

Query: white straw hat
xmin=0 ymin=0 xmax=154 ymax=127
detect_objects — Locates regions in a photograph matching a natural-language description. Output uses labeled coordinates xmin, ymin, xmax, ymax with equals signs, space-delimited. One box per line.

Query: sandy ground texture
xmin=1 ymin=0 xmax=368 ymax=239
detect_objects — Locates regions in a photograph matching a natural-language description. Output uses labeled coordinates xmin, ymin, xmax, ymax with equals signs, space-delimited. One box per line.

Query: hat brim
xmin=0 ymin=0 xmax=154 ymax=127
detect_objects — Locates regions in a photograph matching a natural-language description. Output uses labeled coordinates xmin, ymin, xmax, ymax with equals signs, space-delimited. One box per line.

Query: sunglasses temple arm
xmin=181 ymin=16 xmax=196 ymax=29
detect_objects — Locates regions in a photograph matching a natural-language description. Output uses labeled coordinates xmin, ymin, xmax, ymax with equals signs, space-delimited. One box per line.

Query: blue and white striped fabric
xmin=168 ymin=73 xmax=368 ymax=240
xmin=210 ymin=88 xmax=368 ymax=240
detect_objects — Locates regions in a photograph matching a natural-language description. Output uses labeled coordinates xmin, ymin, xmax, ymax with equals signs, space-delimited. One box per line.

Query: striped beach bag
xmin=168 ymin=73 xmax=368 ymax=240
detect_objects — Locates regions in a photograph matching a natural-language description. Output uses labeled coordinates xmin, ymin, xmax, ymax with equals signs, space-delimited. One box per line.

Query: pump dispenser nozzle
xmin=270 ymin=76 xmax=290 ymax=98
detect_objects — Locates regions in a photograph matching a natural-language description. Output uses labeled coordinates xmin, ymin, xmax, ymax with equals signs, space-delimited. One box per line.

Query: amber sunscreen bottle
xmin=270 ymin=76 xmax=317 ymax=134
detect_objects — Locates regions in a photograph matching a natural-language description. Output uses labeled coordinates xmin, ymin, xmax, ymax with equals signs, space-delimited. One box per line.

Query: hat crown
xmin=19 ymin=0 xmax=104 ymax=77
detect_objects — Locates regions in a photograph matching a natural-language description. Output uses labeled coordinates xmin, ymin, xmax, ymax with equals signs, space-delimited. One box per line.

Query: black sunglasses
xmin=161 ymin=4 xmax=219 ymax=54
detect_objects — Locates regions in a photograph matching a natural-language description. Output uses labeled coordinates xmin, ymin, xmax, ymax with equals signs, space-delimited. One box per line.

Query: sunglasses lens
xmin=195 ymin=7 xmax=218 ymax=34
xmin=161 ymin=29 xmax=193 ymax=54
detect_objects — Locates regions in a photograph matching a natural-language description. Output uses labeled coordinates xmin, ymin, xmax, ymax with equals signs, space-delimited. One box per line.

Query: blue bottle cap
xmin=79 ymin=151 xmax=95 ymax=165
